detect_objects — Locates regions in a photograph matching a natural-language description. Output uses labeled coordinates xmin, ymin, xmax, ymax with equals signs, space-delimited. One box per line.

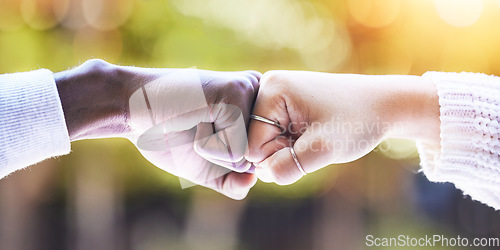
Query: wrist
xmin=377 ymin=75 xmax=440 ymax=144
xmin=55 ymin=59 xmax=130 ymax=141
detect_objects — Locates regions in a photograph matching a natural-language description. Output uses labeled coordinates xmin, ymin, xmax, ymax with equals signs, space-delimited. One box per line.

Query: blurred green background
xmin=1 ymin=0 xmax=499 ymax=249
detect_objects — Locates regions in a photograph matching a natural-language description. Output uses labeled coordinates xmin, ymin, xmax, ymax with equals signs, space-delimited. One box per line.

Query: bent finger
xmin=259 ymin=129 xmax=334 ymax=185
xmin=204 ymin=172 xmax=257 ymax=200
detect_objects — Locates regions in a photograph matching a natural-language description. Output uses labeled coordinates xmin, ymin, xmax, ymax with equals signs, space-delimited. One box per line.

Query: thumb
xmin=258 ymin=126 xmax=333 ymax=185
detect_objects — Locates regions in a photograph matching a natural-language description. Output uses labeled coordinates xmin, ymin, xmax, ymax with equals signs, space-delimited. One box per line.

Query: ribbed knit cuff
xmin=417 ymin=71 xmax=500 ymax=210
xmin=0 ymin=69 xmax=70 ymax=178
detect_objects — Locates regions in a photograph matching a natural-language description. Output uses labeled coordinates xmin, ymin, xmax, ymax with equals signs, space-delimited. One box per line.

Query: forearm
xmin=54 ymin=59 xmax=131 ymax=141
xmin=309 ymin=73 xmax=440 ymax=144
xmin=374 ymin=75 xmax=441 ymax=145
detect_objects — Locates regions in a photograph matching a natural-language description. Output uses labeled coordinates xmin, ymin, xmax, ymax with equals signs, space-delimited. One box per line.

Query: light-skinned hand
xmin=246 ymin=70 xmax=440 ymax=185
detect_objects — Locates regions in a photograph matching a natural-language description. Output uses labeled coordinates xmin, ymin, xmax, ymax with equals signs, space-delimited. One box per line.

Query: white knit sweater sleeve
xmin=0 ymin=69 xmax=70 ymax=178
xmin=417 ymin=71 xmax=500 ymax=210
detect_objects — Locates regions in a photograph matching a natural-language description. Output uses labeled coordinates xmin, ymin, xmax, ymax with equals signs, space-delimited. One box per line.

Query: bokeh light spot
xmin=348 ymin=0 xmax=401 ymax=28
xmin=21 ymin=0 xmax=60 ymax=30
xmin=440 ymin=39 xmax=490 ymax=73
xmin=0 ymin=0 xmax=25 ymax=31
xmin=82 ymin=0 xmax=133 ymax=31
xmin=357 ymin=39 xmax=413 ymax=75
xmin=434 ymin=0 xmax=483 ymax=27
xmin=378 ymin=139 xmax=418 ymax=160
xmin=54 ymin=0 xmax=87 ymax=29
xmin=73 ymin=28 xmax=123 ymax=62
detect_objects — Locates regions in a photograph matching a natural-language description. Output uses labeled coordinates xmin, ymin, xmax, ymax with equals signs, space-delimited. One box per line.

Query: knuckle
xmin=223 ymin=78 xmax=255 ymax=101
xmin=245 ymin=148 xmax=262 ymax=163
xmin=245 ymin=70 xmax=262 ymax=77
xmin=244 ymin=70 xmax=262 ymax=82
xmin=227 ymin=78 xmax=254 ymax=94
xmin=261 ymin=70 xmax=289 ymax=89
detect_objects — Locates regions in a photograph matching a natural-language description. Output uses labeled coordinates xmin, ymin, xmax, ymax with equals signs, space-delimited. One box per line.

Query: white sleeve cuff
xmin=417 ymin=71 xmax=500 ymax=210
xmin=0 ymin=69 xmax=70 ymax=178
